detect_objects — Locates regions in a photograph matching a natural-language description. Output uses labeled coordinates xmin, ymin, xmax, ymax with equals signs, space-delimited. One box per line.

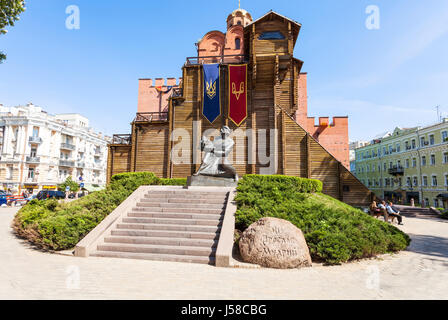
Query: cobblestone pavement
xmin=1 ymin=207 xmax=447 ymax=300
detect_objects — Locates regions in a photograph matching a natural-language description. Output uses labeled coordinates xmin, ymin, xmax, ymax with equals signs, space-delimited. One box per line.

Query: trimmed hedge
xmin=13 ymin=172 xmax=186 ymax=250
xmin=235 ymin=175 xmax=410 ymax=265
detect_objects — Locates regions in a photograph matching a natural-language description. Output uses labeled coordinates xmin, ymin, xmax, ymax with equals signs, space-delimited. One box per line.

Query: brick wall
xmin=137 ymin=78 xmax=182 ymax=114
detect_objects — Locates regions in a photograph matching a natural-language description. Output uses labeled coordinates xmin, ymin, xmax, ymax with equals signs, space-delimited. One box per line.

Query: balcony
xmin=26 ymin=156 xmax=40 ymax=164
xmin=77 ymin=162 xmax=85 ymax=168
xmin=186 ymin=54 xmax=248 ymax=65
xmin=29 ymin=136 xmax=42 ymax=144
xmin=59 ymin=160 xmax=75 ymax=167
xmin=134 ymin=112 xmax=168 ymax=123
xmin=388 ymin=165 xmax=404 ymax=176
xmin=93 ymin=162 xmax=103 ymax=170
xmin=60 ymin=143 xmax=76 ymax=151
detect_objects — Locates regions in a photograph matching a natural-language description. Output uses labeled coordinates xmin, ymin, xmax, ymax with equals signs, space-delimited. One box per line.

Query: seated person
xmin=374 ymin=200 xmax=389 ymax=221
xmin=386 ymin=201 xmax=403 ymax=225
xmin=369 ymin=201 xmax=381 ymax=214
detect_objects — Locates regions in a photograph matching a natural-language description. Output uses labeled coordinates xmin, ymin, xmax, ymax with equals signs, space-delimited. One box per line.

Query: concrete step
xmin=116 ymin=222 xmax=221 ymax=233
xmin=111 ymin=229 xmax=220 ymax=240
xmin=133 ymin=205 xmax=224 ymax=214
xmin=104 ymin=235 xmax=218 ymax=248
xmin=91 ymin=251 xmax=214 ymax=265
xmin=128 ymin=212 xmax=223 ymax=221
xmin=97 ymin=242 xmax=216 ymax=257
xmin=122 ymin=217 xmax=222 ymax=227
xmin=146 ymin=190 xmax=228 ymax=196
xmin=142 ymin=197 xmax=227 ymax=204
xmin=145 ymin=193 xmax=228 ymax=200
xmin=137 ymin=200 xmax=226 ymax=209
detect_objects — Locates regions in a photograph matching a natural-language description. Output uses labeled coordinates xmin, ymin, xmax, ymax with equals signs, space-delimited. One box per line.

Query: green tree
xmin=58 ymin=176 xmax=80 ymax=193
xmin=0 ymin=0 xmax=26 ymax=63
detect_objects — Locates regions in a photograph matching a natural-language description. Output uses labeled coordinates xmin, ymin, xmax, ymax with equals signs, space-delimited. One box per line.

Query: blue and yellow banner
xmin=202 ymin=64 xmax=221 ymax=124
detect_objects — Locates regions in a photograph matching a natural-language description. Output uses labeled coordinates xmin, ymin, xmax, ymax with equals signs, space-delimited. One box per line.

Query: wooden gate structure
xmin=107 ymin=11 xmax=373 ymax=207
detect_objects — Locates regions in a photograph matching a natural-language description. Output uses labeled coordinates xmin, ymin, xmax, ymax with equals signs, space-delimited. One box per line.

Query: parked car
xmin=0 ymin=195 xmax=7 ymax=206
xmin=36 ymin=190 xmax=66 ymax=200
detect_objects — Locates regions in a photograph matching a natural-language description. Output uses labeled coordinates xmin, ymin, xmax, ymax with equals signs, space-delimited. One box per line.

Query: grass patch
xmin=13 ymin=172 xmax=186 ymax=250
xmin=235 ymin=175 xmax=410 ymax=265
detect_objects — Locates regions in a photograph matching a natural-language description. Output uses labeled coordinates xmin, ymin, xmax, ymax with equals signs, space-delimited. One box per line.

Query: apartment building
xmin=0 ymin=103 xmax=110 ymax=194
xmin=353 ymin=119 xmax=448 ymax=209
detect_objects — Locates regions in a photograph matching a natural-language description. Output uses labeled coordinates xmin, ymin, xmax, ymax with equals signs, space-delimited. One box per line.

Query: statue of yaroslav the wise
xmin=194 ymin=126 xmax=238 ymax=182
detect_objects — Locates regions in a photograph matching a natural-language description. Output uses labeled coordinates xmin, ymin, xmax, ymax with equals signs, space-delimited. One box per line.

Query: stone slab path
xmin=1 ymin=207 xmax=447 ymax=299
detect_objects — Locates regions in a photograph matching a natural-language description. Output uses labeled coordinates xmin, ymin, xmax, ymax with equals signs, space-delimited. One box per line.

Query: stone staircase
xmin=396 ymin=205 xmax=440 ymax=218
xmin=75 ymin=187 xmax=235 ymax=265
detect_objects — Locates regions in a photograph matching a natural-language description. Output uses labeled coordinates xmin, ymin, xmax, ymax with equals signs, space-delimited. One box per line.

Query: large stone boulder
xmin=239 ymin=217 xmax=312 ymax=269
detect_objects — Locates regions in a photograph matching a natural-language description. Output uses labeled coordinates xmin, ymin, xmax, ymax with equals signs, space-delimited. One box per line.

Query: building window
xmin=423 ymin=176 xmax=428 ymax=187
xmin=32 ymin=127 xmax=39 ymax=137
xmin=406 ymin=177 xmax=411 ymax=187
xmin=28 ymin=167 xmax=35 ymax=180
xmin=7 ymin=165 xmax=13 ymax=179
xmin=412 ymin=158 xmax=417 ymax=167
xmin=235 ymin=38 xmax=241 ymax=50
xmin=412 ymin=139 xmax=416 ymax=149
xmin=258 ymin=31 xmax=286 ymax=40
xmin=383 ymin=163 xmax=387 ymax=171
xmin=30 ymin=146 xmax=37 ymax=158
xmin=432 ymin=175 xmax=438 ymax=186
xmin=413 ymin=177 xmax=418 ymax=187
xmin=444 ymin=152 xmax=448 ymax=164
xmin=429 ymin=134 xmax=435 ymax=145
xmin=406 ymin=159 xmax=410 ymax=168
xmin=396 ymin=143 xmax=401 ymax=152
xmin=421 ymin=156 xmax=426 ymax=166
xmin=430 ymin=154 xmax=436 ymax=165
xmin=442 ymin=131 xmax=448 ymax=142
xmin=405 ymin=141 xmax=409 ymax=150
xmin=445 ymin=174 xmax=448 ymax=186
xmin=420 ymin=136 xmax=425 ymax=147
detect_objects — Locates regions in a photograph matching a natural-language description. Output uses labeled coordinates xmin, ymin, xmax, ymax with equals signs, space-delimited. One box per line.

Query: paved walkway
xmin=1 ymin=207 xmax=447 ymax=299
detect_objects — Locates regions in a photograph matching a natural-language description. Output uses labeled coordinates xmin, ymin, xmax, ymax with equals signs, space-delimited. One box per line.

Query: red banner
xmin=228 ymin=64 xmax=248 ymax=126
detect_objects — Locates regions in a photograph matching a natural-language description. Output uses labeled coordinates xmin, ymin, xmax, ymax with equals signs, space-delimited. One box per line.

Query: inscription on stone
xmin=239 ymin=217 xmax=312 ymax=269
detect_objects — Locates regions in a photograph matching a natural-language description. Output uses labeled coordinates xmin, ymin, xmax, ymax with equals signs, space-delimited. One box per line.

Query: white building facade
xmin=0 ymin=103 xmax=110 ymax=194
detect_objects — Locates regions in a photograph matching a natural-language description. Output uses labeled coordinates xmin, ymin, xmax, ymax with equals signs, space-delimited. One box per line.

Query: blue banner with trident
xmin=202 ymin=64 xmax=221 ymax=123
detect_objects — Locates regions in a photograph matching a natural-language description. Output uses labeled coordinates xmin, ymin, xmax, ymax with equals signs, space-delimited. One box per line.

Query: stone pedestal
xmin=187 ymin=175 xmax=238 ymax=187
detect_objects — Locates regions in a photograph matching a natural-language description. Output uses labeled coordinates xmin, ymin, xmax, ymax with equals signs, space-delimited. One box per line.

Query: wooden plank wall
xmin=106 ymin=145 xmax=131 ymax=183
xmin=133 ymin=123 xmax=170 ymax=178
xmin=279 ymin=107 xmax=372 ymax=206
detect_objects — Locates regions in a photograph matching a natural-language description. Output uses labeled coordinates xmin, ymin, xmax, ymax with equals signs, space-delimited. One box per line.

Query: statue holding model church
xmin=194 ymin=126 xmax=239 ymax=181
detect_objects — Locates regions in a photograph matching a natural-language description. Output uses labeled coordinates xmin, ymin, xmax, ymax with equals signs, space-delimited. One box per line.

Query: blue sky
xmin=1 ymin=0 xmax=447 ymax=142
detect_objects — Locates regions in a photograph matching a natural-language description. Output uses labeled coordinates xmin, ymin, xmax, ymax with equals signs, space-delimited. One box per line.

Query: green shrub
xmin=441 ymin=210 xmax=448 ymax=220
xmin=13 ymin=172 xmax=186 ymax=250
xmin=58 ymin=176 xmax=80 ymax=193
xmin=235 ymin=175 xmax=410 ymax=265
xmin=158 ymin=178 xmax=187 ymax=186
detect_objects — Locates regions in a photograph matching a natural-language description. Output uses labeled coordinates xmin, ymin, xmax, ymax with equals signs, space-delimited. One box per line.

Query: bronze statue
xmin=194 ymin=126 xmax=238 ymax=182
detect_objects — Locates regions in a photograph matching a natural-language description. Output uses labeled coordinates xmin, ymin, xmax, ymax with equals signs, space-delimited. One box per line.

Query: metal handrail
xmin=186 ymin=54 xmax=248 ymax=65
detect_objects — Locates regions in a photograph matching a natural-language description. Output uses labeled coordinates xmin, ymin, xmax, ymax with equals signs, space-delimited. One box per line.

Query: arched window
xmin=235 ymin=38 xmax=241 ymax=50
